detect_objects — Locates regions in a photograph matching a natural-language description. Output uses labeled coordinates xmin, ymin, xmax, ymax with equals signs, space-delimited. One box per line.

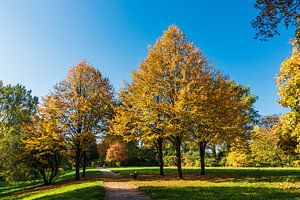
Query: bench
xmin=130 ymin=171 xmax=139 ymax=179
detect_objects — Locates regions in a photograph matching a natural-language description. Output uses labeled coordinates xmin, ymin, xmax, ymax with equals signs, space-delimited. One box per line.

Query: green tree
xmin=0 ymin=81 xmax=38 ymax=182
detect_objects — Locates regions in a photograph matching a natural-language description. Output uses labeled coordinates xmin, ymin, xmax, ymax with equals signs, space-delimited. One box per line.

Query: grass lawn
xmin=109 ymin=166 xmax=300 ymax=200
xmin=0 ymin=168 xmax=104 ymax=200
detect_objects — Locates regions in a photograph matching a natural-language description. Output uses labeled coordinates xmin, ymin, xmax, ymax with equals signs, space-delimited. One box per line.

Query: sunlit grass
xmin=7 ymin=180 xmax=103 ymax=200
xmin=0 ymin=168 xmax=104 ymax=199
xmin=109 ymin=166 xmax=300 ymax=200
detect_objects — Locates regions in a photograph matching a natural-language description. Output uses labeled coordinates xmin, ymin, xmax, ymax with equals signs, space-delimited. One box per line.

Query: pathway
xmin=98 ymin=168 xmax=151 ymax=200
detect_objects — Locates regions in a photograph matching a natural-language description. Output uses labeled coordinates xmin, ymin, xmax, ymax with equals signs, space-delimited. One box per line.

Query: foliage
xmin=105 ymin=142 xmax=127 ymax=165
xmin=0 ymin=81 xmax=38 ymax=182
xmin=226 ymin=149 xmax=250 ymax=167
xmin=252 ymin=0 xmax=300 ymax=40
xmin=276 ymin=49 xmax=300 ymax=152
xmin=21 ymin=106 xmax=66 ymax=185
xmin=250 ymin=126 xmax=288 ymax=167
xmin=111 ymin=25 xmax=256 ymax=177
xmin=43 ymin=61 xmax=115 ymax=180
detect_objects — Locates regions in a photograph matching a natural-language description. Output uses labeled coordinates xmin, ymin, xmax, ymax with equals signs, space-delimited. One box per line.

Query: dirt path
xmin=98 ymin=168 xmax=151 ymax=200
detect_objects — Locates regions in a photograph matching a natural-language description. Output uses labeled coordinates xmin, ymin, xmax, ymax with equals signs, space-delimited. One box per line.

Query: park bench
xmin=130 ymin=171 xmax=139 ymax=179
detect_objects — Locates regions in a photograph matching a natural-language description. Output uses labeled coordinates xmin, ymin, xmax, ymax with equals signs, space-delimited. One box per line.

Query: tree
xmin=250 ymin=126 xmax=288 ymax=167
xmin=22 ymin=106 xmax=65 ymax=185
xmin=181 ymin=72 xmax=257 ymax=174
xmin=276 ymin=50 xmax=300 ymax=152
xmin=252 ymin=0 xmax=300 ymax=40
xmin=44 ymin=61 xmax=114 ymax=180
xmin=112 ymin=26 xmax=209 ymax=178
xmin=105 ymin=142 xmax=127 ymax=166
xmin=0 ymin=81 xmax=38 ymax=182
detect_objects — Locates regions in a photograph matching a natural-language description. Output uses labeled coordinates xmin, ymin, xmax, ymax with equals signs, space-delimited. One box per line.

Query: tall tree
xmin=112 ymin=25 xmax=212 ymax=178
xmin=180 ymin=70 xmax=256 ymax=174
xmin=0 ymin=81 xmax=38 ymax=182
xmin=45 ymin=61 xmax=114 ymax=180
xmin=252 ymin=0 xmax=300 ymax=40
xmin=276 ymin=47 xmax=300 ymax=152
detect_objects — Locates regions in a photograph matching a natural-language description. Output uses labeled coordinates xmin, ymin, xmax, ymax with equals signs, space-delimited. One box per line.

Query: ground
xmin=1 ymin=167 xmax=299 ymax=200
xmin=109 ymin=167 xmax=300 ymax=200
xmin=0 ymin=168 xmax=104 ymax=200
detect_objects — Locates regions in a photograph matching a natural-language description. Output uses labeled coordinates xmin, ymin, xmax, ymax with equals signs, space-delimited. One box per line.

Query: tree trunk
xmin=158 ymin=137 xmax=164 ymax=176
xmin=212 ymin=144 xmax=217 ymax=159
xmin=174 ymin=137 xmax=183 ymax=179
xmin=199 ymin=141 xmax=206 ymax=175
xmin=40 ymin=169 xmax=49 ymax=186
xmin=82 ymin=151 xmax=87 ymax=177
xmin=75 ymin=142 xmax=81 ymax=181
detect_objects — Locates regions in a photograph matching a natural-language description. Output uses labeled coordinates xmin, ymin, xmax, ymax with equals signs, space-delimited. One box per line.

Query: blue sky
xmin=0 ymin=0 xmax=295 ymax=115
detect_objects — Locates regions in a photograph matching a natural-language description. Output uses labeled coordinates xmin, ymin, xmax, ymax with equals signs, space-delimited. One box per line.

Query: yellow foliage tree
xmin=43 ymin=61 xmax=114 ymax=180
xmin=111 ymin=25 xmax=256 ymax=177
xmin=22 ymin=105 xmax=65 ymax=185
xmin=276 ymin=44 xmax=300 ymax=152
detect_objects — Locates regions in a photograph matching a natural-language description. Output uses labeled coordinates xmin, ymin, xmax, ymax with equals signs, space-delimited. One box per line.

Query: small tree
xmin=22 ymin=107 xmax=65 ymax=185
xmin=105 ymin=142 xmax=127 ymax=166
xmin=250 ymin=126 xmax=288 ymax=167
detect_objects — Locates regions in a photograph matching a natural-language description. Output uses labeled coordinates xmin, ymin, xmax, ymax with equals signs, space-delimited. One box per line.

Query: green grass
xmin=109 ymin=166 xmax=300 ymax=200
xmin=0 ymin=168 xmax=104 ymax=200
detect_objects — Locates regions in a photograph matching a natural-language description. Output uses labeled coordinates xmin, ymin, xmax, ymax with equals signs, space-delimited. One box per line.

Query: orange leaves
xmin=105 ymin=142 xmax=127 ymax=163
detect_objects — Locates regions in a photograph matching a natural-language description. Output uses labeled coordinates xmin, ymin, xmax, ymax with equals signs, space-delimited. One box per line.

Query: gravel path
xmin=99 ymin=168 xmax=151 ymax=200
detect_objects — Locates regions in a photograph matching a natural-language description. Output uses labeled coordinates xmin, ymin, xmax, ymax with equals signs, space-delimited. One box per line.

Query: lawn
xmin=109 ymin=166 xmax=300 ymax=200
xmin=0 ymin=168 xmax=104 ymax=200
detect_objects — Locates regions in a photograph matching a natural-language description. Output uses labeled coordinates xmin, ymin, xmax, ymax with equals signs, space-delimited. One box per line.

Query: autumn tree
xmin=180 ymin=70 xmax=256 ymax=174
xmin=250 ymin=126 xmax=288 ymax=167
xmin=276 ymin=44 xmax=300 ymax=152
xmin=0 ymin=81 xmax=38 ymax=182
xmin=22 ymin=104 xmax=65 ymax=185
xmin=111 ymin=83 xmax=167 ymax=175
xmin=252 ymin=0 xmax=300 ymax=40
xmin=112 ymin=26 xmax=218 ymax=178
xmin=45 ymin=61 xmax=114 ymax=180
xmin=105 ymin=142 xmax=127 ymax=166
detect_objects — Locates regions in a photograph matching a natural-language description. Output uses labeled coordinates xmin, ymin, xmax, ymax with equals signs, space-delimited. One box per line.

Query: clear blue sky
xmin=0 ymin=0 xmax=295 ymax=116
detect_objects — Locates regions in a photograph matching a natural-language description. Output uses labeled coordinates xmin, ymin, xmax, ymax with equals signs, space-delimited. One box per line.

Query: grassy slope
xmin=109 ymin=167 xmax=300 ymax=200
xmin=0 ymin=168 xmax=104 ymax=200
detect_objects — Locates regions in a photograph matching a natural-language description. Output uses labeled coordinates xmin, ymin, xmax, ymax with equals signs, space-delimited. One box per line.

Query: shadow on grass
xmin=34 ymin=186 xmax=104 ymax=200
xmin=0 ymin=181 xmax=41 ymax=198
xmin=140 ymin=186 xmax=300 ymax=200
xmin=111 ymin=167 xmax=300 ymax=183
xmin=0 ymin=173 xmax=103 ymax=198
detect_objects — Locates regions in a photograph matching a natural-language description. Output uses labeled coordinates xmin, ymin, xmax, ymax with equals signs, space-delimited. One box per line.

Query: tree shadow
xmin=0 ymin=174 xmax=103 ymax=198
xmin=34 ymin=186 xmax=104 ymax=200
xmin=140 ymin=185 xmax=300 ymax=200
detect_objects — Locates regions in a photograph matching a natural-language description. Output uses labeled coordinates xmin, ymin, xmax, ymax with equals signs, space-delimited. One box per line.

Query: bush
xmin=226 ymin=150 xmax=250 ymax=167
